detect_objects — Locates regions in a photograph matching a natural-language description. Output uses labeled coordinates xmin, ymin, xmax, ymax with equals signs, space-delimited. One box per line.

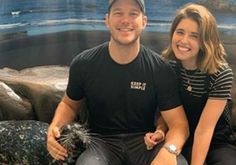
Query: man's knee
xmin=177 ymin=154 xmax=189 ymax=165
xmin=76 ymin=154 xmax=109 ymax=165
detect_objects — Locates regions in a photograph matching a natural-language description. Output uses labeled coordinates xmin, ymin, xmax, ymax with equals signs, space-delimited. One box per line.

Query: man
xmin=47 ymin=0 xmax=189 ymax=164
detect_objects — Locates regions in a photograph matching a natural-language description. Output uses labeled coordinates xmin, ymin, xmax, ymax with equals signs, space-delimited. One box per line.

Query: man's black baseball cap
xmin=108 ymin=0 xmax=145 ymax=13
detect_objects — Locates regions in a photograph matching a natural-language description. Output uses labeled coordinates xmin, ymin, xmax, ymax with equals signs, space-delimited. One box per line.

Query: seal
xmin=0 ymin=120 xmax=50 ymax=165
xmin=0 ymin=120 xmax=92 ymax=165
xmin=51 ymin=122 xmax=91 ymax=164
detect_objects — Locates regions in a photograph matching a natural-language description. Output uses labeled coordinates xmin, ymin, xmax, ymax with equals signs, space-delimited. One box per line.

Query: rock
xmin=0 ymin=81 xmax=34 ymax=120
xmin=0 ymin=65 xmax=69 ymax=123
xmin=0 ymin=64 xmax=235 ymax=128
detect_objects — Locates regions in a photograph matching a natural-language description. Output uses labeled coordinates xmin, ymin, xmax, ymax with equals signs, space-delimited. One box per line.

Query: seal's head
xmin=56 ymin=123 xmax=91 ymax=164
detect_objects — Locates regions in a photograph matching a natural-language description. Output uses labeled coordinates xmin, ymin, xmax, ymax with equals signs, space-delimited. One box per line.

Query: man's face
xmin=105 ymin=0 xmax=147 ymax=46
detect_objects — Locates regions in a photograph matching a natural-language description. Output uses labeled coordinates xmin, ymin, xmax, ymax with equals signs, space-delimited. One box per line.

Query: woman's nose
xmin=180 ymin=35 xmax=189 ymax=43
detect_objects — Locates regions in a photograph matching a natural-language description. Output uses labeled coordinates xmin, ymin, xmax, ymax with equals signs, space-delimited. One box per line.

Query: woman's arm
xmin=191 ymin=99 xmax=227 ymax=165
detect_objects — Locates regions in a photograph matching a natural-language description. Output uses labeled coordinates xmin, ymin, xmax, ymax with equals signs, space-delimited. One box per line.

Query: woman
xmin=145 ymin=3 xmax=236 ymax=165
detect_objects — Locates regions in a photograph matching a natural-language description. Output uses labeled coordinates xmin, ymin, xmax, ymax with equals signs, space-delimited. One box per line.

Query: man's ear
xmin=105 ymin=13 xmax=110 ymax=29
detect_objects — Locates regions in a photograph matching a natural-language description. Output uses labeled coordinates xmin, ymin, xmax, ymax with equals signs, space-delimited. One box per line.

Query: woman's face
xmin=172 ymin=18 xmax=201 ymax=69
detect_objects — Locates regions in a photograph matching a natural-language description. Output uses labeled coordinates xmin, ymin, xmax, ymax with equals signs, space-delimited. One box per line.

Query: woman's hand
xmin=144 ymin=130 xmax=165 ymax=150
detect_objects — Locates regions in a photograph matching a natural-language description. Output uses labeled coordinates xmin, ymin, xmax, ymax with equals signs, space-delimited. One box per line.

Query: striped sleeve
xmin=209 ymin=64 xmax=233 ymax=99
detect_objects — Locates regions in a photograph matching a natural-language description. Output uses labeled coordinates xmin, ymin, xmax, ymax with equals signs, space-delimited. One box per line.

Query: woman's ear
xmin=142 ymin=15 xmax=148 ymax=29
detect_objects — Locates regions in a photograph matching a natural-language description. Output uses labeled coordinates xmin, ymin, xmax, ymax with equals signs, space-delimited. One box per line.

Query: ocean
xmin=0 ymin=0 xmax=236 ymax=36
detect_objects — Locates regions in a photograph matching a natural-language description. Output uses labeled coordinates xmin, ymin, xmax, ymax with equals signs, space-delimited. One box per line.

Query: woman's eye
xmin=191 ymin=34 xmax=199 ymax=39
xmin=113 ymin=12 xmax=122 ymax=16
xmin=176 ymin=30 xmax=184 ymax=35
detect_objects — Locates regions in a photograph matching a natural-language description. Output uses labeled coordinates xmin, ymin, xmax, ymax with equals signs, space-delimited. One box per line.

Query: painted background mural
xmin=0 ymin=0 xmax=236 ymax=69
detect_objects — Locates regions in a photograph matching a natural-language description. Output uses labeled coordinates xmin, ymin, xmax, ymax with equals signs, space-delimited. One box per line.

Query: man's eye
xmin=130 ymin=12 xmax=139 ymax=17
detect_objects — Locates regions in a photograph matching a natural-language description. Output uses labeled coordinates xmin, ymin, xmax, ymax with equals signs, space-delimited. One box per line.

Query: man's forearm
xmin=164 ymin=124 xmax=189 ymax=154
xmin=50 ymin=99 xmax=78 ymax=128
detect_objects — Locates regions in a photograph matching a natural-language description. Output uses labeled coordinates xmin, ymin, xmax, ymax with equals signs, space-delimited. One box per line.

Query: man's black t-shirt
xmin=66 ymin=42 xmax=181 ymax=134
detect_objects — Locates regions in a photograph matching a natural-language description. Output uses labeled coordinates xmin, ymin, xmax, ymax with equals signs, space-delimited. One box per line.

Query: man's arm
xmin=47 ymin=94 xmax=82 ymax=160
xmin=151 ymin=105 xmax=189 ymax=165
xmin=161 ymin=105 xmax=189 ymax=154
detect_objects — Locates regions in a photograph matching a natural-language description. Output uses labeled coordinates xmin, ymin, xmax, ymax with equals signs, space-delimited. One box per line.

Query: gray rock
xmin=0 ymin=81 xmax=34 ymax=120
xmin=0 ymin=65 xmax=69 ymax=123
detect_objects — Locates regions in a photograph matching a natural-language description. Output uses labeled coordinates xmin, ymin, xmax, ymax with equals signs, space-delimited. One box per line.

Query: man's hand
xmin=47 ymin=126 xmax=68 ymax=160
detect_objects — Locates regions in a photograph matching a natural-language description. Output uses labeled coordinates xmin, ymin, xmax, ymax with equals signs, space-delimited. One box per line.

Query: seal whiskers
xmin=51 ymin=123 xmax=91 ymax=164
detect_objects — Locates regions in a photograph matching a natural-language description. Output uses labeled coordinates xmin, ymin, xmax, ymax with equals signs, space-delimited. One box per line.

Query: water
xmin=0 ymin=0 xmax=236 ymax=36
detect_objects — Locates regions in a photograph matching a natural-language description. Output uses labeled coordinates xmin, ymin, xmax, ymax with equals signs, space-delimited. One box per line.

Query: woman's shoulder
xmin=209 ymin=63 xmax=233 ymax=89
xmin=208 ymin=63 xmax=234 ymax=99
xmin=211 ymin=63 xmax=233 ymax=78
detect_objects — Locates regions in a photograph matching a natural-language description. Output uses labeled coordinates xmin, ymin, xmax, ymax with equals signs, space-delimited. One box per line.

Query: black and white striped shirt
xmin=170 ymin=61 xmax=233 ymax=99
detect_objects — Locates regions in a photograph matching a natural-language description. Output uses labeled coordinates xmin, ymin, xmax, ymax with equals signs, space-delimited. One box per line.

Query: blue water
xmin=0 ymin=0 xmax=236 ymax=36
